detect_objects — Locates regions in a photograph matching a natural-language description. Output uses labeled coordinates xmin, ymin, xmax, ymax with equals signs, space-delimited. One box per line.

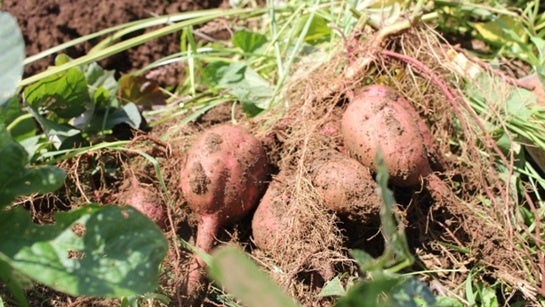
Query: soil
xmin=2 ymin=0 xmax=228 ymax=85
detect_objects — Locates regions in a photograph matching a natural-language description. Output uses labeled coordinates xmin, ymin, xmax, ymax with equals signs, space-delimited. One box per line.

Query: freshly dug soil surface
xmin=3 ymin=0 xmax=227 ymax=85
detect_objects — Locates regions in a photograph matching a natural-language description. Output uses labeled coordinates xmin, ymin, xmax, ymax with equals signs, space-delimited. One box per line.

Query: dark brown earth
xmin=3 ymin=0 xmax=227 ymax=85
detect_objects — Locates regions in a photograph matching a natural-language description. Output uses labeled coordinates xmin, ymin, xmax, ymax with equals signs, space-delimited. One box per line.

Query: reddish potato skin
xmin=119 ymin=177 xmax=166 ymax=228
xmin=251 ymin=173 xmax=290 ymax=251
xmin=128 ymin=197 xmax=166 ymax=228
xmin=311 ymin=153 xmax=381 ymax=222
xmin=180 ymin=124 xmax=269 ymax=295
xmin=341 ymin=85 xmax=433 ymax=187
xmin=180 ymin=124 xmax=269 ymax=226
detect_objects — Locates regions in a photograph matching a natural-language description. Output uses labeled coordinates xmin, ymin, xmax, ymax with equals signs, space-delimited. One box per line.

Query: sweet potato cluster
xmin=179 ymin=84 xmax=444 ymax=294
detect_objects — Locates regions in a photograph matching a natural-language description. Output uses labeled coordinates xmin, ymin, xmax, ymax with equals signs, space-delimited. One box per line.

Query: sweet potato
xmin=252 ymin=171 xmax=338 ymax=286
xmin=311 ymin=152 xmax=381 ymax=224
xmin=180 ymin=123 xmax=269 ymax=292
xmin=116 ymin=175 xmax=166 ymax=228
xmin=125 ymin=177 xmax=166 ymax=228
xmin=341 ymin=85 xmax=433 ymax=187
xmin=251 ymin=172 xmax=291 ymax=251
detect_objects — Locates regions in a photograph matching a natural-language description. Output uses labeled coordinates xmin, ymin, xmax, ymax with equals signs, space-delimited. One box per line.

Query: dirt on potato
xmin=310 ymin=151 xmax=382 ymax=226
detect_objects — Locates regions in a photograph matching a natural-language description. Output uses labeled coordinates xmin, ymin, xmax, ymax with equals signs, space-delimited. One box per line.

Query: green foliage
xmin=0 ymin=122 xmax=168 ymax=305
xmin=0 ymin=12 xmax=24 ymax=106
xmin=318 ymin=276 xmax=347 ymax=297
xmin=208 ymin=246 xmax=299 ymax=307
xmin=0 ymin=13 xmax=167 ymax=305
xmin=0 ymin=124 xmax=65 ymax=207
xmin=336 ymin=275 xmax=437 ymax=307
xmin=374 ymin=152 xmax=414 ymax=272
xmin=16 ymin=56 xmax=144 ymax=154
xmin=465 ymin=272 xmax=500 ymax=307
xmin=202 ymin=29 xmax=276 ymax=116
xmin=135 ymin=3 xmax=350 ymax=121
xmin=233 ymin=30 xmax=268 ymax=54
xmin=297 ymin=14 xmax=331 ymax=45
xmin=0 ymin=205 xmax=167 ymax=298
xmin=435 ymin=0 xmax=545 ymax=67
xmin=203 ymin=61 xmax=274 ymax=116
xmin=11 ymin=197 xmax=166 ymax=304
xmin=24 ymin=67 xmax=90 ymax=119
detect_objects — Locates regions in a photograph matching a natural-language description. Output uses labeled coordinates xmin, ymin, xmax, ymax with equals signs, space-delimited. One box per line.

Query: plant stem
xmin=344 ymin=11 xmax=438 ymax=80
xmin=6 ymin=113 xmax=33 ymax=133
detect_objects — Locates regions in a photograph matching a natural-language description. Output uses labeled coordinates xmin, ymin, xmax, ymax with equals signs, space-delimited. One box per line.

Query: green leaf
xmin=317 ymin=276 xmax=346 ymax=297
xmin=472 ymin=15 xmax=525 ymax=48
xmin=390 ymin=277 xmax=436 ymax=307
xmin=0 ymin=12 xmax=24 ymax=106
xmin=1 ymin=165 xmax=66 ymax=205
xmin=233 ymin=30 xmax=268 ymax=54
xmin=208 ymin=246 xmax=299 ymax=307
xmin=0 ymin=258 xmax=31 ymax=307
xmin=336 ymin=275 xmax=400 ymax=307
xmin=19 ymin=135 xmax=47 ymax=160
xmin=73 ymin=62 xmax=121 ymax=133
xmin=1 ymin=96 xmax=37 ymax=141
xmin=54 ymin=54 xmax=72 ymax=66
xmin=203 ymin=61 xmax=244 ymax=87
xmin=93 ymin=86 xmax=113 ymax=108
xmin=298 ymin=15 xmax=331 ymax=45
xmin=435 ymin=296 xmax=464 ymax=307
xmin=375 ymin=151 xmax=414 ymax=271
xmin=27 ymin=107 xmax=81 ymax=149
xmin=0 ymin=96 xmax=23 ymax=125
xmin=0 ymin=205 xmax=168 ymax=297
xmin=338 ymin=274 xmax=437 ymax=307
xmin=479 ymin=284 xmax=499 ymax=307
xmin=494 ymin=130 xmax=514 ymax=154
xmin=85 ymin=62 xmax=118 ymax=107
xmin=350 ymin=249 xmax=384 ymax=272
xmin=465 ymin=273 xmax=476 ymax=305
xmin=24 ymin=67 xmax=89 ymax=119
xmin=530 ymin=36 xmax=545 ymax=65
xmin=203 ymin=62 xmax=273 ymax=116
xmin=506 ymin=87 xmax=537 ymax=121
xmin=0 ymin=125 xmax=65 ymax=206
xmin=104 ymin=103 xmax=142 ymax=130
xmin=85 ymin=103 xmax=142 ymax=135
